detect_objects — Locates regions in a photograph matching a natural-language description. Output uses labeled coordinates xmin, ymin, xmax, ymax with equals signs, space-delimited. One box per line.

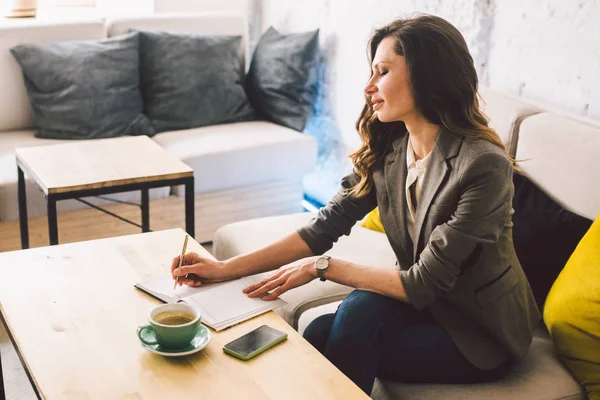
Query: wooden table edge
xmin=45 ymin=171 xmax=194 ymax=195
xmin=15 ymin=139 xmax=194 ymax=195
xmin=16 ymin=156 xmax=50 ymax=195
xmin=16 ymin=154 xmax=193 ymax=195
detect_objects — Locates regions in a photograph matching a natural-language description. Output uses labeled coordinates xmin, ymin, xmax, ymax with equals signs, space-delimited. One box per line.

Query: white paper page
xmin=134 ymin=275 xmax=180 ymax=303
xmin=137 ymin=275 xmax=234 ymax=302
xmin=186 ymin=276 xmax=283 ymax=324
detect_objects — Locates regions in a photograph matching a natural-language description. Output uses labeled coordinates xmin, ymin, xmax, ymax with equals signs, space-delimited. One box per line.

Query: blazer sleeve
xmin=400 ymin=151 xmax=513 ymax=310
xmin=297 ymin=172 xmax=377 ymax=255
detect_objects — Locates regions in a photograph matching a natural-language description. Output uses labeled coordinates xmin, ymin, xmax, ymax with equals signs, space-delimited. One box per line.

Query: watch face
xmin=316 ymin=257 xmax=328 ymax=270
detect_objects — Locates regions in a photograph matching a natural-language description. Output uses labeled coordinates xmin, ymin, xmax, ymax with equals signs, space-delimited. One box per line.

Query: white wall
xmin=94 ymin=0 xmax=154 ymax=15
xmin=153 ymin=0 xmax=261 ymax=53
xmin=258 ymin=0 xmax=600 ymax=149
xmin=154 ymin=0 xmax=251 ymax=16
xmin=487 ymin=0 xmax=600 ymax=118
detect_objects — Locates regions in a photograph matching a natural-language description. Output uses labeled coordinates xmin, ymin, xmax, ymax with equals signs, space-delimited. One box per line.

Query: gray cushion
xmin=246 ymin=27 xmax=319 ymax=132
xmin=137 ymin=30 xmax=255 ymax=133
xmin=10 ymin=32 xmax=153 ymax=140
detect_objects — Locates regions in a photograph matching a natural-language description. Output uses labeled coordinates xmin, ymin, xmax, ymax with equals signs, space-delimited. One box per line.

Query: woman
xmin=171 ymin=14 xmax=540 ymax=394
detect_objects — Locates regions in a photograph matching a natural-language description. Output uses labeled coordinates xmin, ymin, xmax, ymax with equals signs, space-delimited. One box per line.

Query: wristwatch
xmin=315 ymin=255 xmax=331 ymax=282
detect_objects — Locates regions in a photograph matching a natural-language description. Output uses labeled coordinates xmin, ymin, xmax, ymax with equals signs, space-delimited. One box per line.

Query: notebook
xmin=135 ymin=274 xmax=287 ymax=331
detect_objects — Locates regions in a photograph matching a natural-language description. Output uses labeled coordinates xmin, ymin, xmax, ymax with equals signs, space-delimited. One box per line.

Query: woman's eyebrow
xmin=371 ymin=61 xmax=390 ymax=69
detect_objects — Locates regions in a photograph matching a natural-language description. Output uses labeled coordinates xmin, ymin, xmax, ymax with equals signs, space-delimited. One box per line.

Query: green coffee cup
xmin=137 ymin=303 xmax=201 ymax=350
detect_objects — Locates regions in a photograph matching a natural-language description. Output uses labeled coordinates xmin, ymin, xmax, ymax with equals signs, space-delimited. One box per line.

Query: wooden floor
xmin=0 ymin=195 xmax=198 ymax=253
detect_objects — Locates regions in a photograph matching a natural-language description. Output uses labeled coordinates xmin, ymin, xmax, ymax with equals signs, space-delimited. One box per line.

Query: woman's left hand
xmin=243 ymin=256 xmax=319 ymax=301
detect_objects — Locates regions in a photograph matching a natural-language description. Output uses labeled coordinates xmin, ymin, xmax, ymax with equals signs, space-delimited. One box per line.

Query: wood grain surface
xmin=0 ymin=229 xmax=367 ymax=400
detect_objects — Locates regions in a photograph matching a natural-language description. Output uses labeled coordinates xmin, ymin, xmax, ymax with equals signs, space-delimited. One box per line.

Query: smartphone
xmin=223 ymin=325 xmax=288 ymax=361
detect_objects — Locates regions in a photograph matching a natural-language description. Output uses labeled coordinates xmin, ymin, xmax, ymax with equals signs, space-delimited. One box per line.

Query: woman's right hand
xmin=170 ymin=252 xmax=231 ymax=287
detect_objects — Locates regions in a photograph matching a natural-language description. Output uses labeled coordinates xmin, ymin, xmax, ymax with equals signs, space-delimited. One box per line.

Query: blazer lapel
xmin=383 ymin=134 xmax=413 ymax=265
xmin=412 ymin=128 xmax=462 ymax=261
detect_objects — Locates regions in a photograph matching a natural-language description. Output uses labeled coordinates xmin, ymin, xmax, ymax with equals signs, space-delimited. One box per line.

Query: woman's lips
xmin=372 ymin=100 xmax=384 ymax=110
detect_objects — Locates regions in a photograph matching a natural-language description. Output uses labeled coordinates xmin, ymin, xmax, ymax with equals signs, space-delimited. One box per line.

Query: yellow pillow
xmin=544 ymin=213 xmax=600 ymax=399
xmin=361 ymin=207 xmax=385 ymax=232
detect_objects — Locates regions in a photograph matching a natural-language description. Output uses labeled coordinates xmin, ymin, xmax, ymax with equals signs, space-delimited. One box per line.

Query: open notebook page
xmin=182 ymin=276 xmax=284 ymax=324
xmin=135 ymin=274 xmax=286 ymax=329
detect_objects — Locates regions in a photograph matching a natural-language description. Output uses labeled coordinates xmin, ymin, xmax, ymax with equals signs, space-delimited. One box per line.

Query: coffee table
xmin=0 ymin=229 xmax=367 ymax=399
xmin=15 ymin=136 xmax=195 ymax=249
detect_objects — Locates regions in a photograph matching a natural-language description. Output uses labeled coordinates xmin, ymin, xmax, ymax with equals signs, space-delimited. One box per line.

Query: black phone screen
xmin=224 ymin=325 xmax=287 ymax=357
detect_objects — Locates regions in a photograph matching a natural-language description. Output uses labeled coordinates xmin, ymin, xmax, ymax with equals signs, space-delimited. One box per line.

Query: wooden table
xmin=0 ymin=229 xmax=367 ymax=400
xmin=15 ymin=136 xmax=195 ymax=248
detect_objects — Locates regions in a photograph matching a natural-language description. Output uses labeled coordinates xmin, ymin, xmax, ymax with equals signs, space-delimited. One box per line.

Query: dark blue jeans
xmin=303 ymin=290 xmax=512 ymax=395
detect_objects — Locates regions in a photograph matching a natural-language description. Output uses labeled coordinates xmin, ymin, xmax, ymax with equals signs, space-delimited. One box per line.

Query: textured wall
xmin=256 ymin=0 xmax=600 ymax=203
xmin=258 ymin=0 xmax=600 ymax=142
xmin=154 ymin=0 xmax=251 ymax=14
xmin=487 ymin=0 xmax=600 ymax=118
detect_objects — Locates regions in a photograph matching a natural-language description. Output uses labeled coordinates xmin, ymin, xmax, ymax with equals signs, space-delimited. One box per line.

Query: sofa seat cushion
xmin=153 ymin=121 xmax=317 ymax=194
xmin=371 ymin=327 xmax=584 ymax=399
xmin=0 ymin=130 xmax=168 ymax=221
xmin=213 ymin=212 xmax=397 ymax=328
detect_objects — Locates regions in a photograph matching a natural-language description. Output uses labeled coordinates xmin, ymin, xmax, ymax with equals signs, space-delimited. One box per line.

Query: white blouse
xmin=405 ymin=139 xmax=432 ymax=245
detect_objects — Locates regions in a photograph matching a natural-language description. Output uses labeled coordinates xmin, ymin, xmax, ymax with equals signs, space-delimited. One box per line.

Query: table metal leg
xmin=0 ymin=348 xmax=5 ymax=400
xmin=47 ymin=196 xmax=58 ymax=245
xmin=185 ymin=178 xmax=195 ymax=238
xmin=17 ymin=166 xmax=29 ymax=250
xmin=0 ymin=313 xmax=40 ymax=400
xmin=141 ymin=188 xmax=149 ymax=232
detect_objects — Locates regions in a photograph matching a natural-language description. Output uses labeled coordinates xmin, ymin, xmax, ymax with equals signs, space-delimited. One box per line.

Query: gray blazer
xmin=298 ymin=127 xmax=541 ymax=370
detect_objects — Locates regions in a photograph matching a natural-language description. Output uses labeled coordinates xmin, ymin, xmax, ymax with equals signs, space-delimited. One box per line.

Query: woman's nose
xmin=364 ymin=78 xmax=376 ymax=97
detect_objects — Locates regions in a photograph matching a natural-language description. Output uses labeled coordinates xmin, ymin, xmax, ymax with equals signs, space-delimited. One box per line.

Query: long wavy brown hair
xmin=349 ymin=14 xmax=511 ymax=198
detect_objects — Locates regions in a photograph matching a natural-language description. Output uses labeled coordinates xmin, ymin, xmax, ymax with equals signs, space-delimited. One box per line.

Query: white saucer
xmin=139 ymin=324 xmax=211 ymax=357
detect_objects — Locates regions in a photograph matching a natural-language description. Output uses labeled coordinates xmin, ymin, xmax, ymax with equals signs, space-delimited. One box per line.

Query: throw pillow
xmin=512 ymin=173 xmax=593 ymax=309
xmin=544 ymin=214 xmax=600 ymax=399
xmin=10 ymin=32 xmax=153 ymax=139
xmin=246 ymin=27 xmax=319 ymax=132
xmin=136 ymin=30 xmax=255 ymax=133
xmin=361 ymin=207 xmax=385 ymax=232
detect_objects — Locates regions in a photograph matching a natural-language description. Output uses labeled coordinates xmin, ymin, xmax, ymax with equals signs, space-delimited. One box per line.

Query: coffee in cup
xmin=154 ymin=311 xmax=195 ymax=326
xmin=137 ymin=303 xmax=201 ymax=350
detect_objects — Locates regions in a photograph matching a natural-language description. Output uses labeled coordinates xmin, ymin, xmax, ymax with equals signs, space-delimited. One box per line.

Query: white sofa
xmin=0 ymin=14 xmax=317 ymax=243
xmin=213 ymin=87 xmax=600 ymax=399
